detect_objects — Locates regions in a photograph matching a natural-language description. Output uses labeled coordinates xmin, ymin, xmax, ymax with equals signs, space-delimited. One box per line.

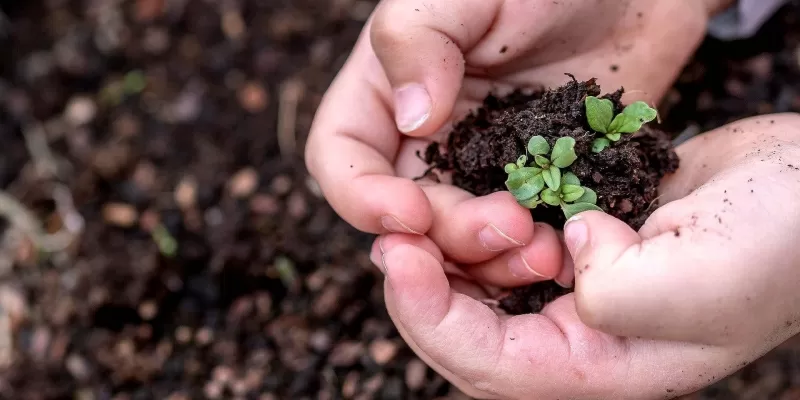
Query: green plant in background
xmin=585 ymin=96 xmax=658 ymax=153
xmin=152 ymin=223 xmax=178 ymax=258
xmin=504 ymin=135 xmax=602 ymax=219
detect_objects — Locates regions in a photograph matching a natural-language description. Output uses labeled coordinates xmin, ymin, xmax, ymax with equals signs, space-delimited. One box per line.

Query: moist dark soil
xmin=2 ymin=0 xmax=800 ymax=399
xmin=424 ymin=77 xmax=678 ymax=230
xmin=423 ymin=77 xmax=678 ymax=315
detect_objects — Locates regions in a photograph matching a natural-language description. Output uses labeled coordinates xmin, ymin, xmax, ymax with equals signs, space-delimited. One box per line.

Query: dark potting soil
xmin=423 ymin=76 xmax=678 ymax=314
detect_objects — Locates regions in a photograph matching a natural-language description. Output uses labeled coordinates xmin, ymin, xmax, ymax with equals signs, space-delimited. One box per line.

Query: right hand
xmin=306 ymin=0 xmax=734 ymax=288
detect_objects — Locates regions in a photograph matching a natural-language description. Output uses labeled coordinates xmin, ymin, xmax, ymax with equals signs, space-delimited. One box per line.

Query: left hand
xmin=370 ymin=113 xmax=800 ymax=399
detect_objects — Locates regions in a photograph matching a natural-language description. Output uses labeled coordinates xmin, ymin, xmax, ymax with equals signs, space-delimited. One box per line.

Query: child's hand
xmin=370 ymin=114 xmax=800 ymax=400
xmin=306 ymin=0 xmax=732 ymax=289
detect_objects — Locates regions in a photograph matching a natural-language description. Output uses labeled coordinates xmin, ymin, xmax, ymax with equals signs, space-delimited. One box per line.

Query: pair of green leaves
xmin=585 ymin=96 xmax=658 ymax=153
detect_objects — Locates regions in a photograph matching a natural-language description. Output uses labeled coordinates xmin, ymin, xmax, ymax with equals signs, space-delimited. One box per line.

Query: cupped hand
xmin=306 ymin=0 xmax=732 ymax=288
xmin=370 ymin=114 xmax=800 ymax=399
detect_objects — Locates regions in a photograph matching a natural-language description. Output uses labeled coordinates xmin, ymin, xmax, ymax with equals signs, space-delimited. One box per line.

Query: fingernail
xmin=563 ymin=216 xmax=588 ymax=256
xmin=369 ymin=245 xmax=384 ymax=273
xmin=394 ymin=84 xmax=431 ymax=133
xmin=480 ymin=223 xmax=523 ymax=252
xmin=381 ymin=215 xmax=421 ymax=234
xmin=554 ymin=277 xmax=573 ymax=289
xmin=508 ymin=254 xmax=549 ymax=280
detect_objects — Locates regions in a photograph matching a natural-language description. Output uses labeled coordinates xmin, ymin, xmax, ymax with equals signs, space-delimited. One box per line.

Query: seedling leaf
xmin=607 ymin=101 xmax=657 ymax=134
xmin=563 ymin=172 xmax=581 ymax=186
xmin=541 ymin=189 xmax=561 ymax=206
xmin=585 ymin=96 xmax=614 ymax=134
xmin=542 ymin=165 xmax=561 ymax=191
xmin=575 ymin=187 xmax=598 ymax=204
xmin=592 ymin=138 xmax=611 ymax=153
xmin=551 ymin=137 xmax=577 ymax=168
xmin=527 ymin=136 xmax=550 ymax=156
xmin=516 ymin=155 xmax=528 ymax=168
xmin=505 ymin=167 xmax=541 ymax=190
xmin=562 ymin=202 xmax=604 ymax=220
xmin=606 ymin=132 xmax=621 ymax=141
xmin=561 ymin=185 xmax=585 ymax=203
xmin=534 ymin=155 xmax=550 ymax=168
xmin=504 ymin=163 xmax=517 ymax=173
xmin=518 ymin=195 xmax=542 ymax=209
xmin=510 ymin=174 xmax=545 ymax=200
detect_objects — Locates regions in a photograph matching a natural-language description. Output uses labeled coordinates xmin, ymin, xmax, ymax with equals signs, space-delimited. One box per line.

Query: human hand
xmin=369 ymin=113 xmax=800 ymax=399
xmin=306 ymin=0 xmax=733 ymax=289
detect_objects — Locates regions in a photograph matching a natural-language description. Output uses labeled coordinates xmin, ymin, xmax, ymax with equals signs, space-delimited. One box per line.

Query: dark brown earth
xmin=1 ymin=0 xmax=800 ymax=399
xmin=423 ymin=77 xmax=678 ymax=232
xmin=423 ymin=77 xmax=678 ymax=315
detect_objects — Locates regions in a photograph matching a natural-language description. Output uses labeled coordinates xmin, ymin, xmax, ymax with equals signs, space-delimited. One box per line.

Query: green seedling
xmin=504 ymin=136 xmax=601 ymax=219
xmin=585 ymin=96 xmax=657 ymax=153
xmin=151 ymin=223 xmax=177 ymax=258
xmin=540 ymin=172 xmax=603 ymax=220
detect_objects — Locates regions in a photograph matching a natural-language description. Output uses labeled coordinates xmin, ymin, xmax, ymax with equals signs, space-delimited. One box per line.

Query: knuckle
xmin=369 ymin=3 xmax=412 ymax=52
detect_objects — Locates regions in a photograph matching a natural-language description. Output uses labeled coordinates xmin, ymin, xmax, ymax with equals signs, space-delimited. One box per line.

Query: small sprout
xmin=123 ymin=70 xmax=147 ymax=94
xmin=505 ymin=136 xmax=577 ymax=199
xmin=541 ymin=173 xmax=602 ymax=219
xmin=585 ymin=96 xmax=658 ymax=153
xmin=274 ymin=256 xmax=298 ymax=288
xmin=504 ymin=136 xmax=603 ymax=220
xmin=591 ymin=138 xmax=611 ymax=153
xmin=152 ymin=224 xmax=178 ymax=258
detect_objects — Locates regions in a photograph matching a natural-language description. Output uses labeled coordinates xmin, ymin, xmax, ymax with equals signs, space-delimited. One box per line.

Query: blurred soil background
xmin=0 ymin=0 xmax=799 ymax=399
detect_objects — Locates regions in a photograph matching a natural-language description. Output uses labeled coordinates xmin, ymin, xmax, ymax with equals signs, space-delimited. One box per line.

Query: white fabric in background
xmin=708 ymin=0 xmax=789 ymax=39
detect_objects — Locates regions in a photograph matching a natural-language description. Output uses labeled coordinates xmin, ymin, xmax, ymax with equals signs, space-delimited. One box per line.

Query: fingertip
xmin=378 ymin=233 xmax=445 ymax=264
xmin=355 ymin=175 xmax=433 ymax=234
xmin=513 ymin=222 xmax=562 ymax=279
xmin=382 ymin=243 xmax=451 ymax=327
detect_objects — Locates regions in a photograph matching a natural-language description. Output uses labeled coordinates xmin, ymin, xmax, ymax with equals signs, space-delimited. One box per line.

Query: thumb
xmin=563 ymin=211 xmax=730 ymax=344
xmin=369 ymin=0 xmax=501 ymax=136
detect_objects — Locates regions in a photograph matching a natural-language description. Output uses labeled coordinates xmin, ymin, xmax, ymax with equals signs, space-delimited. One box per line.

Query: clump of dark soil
xmin=424 ymin=76 xmax=679 ymax=314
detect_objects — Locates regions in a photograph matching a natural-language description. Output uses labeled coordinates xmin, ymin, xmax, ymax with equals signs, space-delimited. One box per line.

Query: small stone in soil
xmin=64 ymin=96 xmax=96 ymax=126
xmin=369 ymin=339 xmax=398 ymax=365
xmin=228 ymin=167 xmax=259 ymax=198
xmin=102 ymin=203 xmax=138 ymax=227
xmin=405 ymin=358 xmax=428 ymax=390
xmin=238 ymin=81 xmax=268 ymax=113
xmin=174 ymin=177 xmax=198 ymax=209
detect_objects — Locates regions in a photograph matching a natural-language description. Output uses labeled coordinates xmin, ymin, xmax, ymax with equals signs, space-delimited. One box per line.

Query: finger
xmin=369 ymin=0 xmax=503 ymax=135
xmin=566 ymin=114 xmax=800 ymax=344
xmin=380 ymin=243 xmax=570 ymax=398
xmin=421 ymin=186 xmax=536 ymax=263
xmin=382 ymin=244 xmax=753 ymax=399
xmin=306 ymin=25 xmax=433 ymax=235
xmin=465 ymin=222 xmax=563 ymax=287
xmin=497 ymin=1 xmax=710 ymax=105
xmin=553 ymin=233 xmax=575 ymax=288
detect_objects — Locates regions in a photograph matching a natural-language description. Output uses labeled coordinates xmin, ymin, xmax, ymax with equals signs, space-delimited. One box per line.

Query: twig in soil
xmin=277 ymin=79 xmax=305 ymax=160
xmin=0 ymin=308 xmax=10 ymax=368
xmin=0 ymin=189 xmax=78 ymax=253
xmin=22 ymin=124 xmax=66 ymax=180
